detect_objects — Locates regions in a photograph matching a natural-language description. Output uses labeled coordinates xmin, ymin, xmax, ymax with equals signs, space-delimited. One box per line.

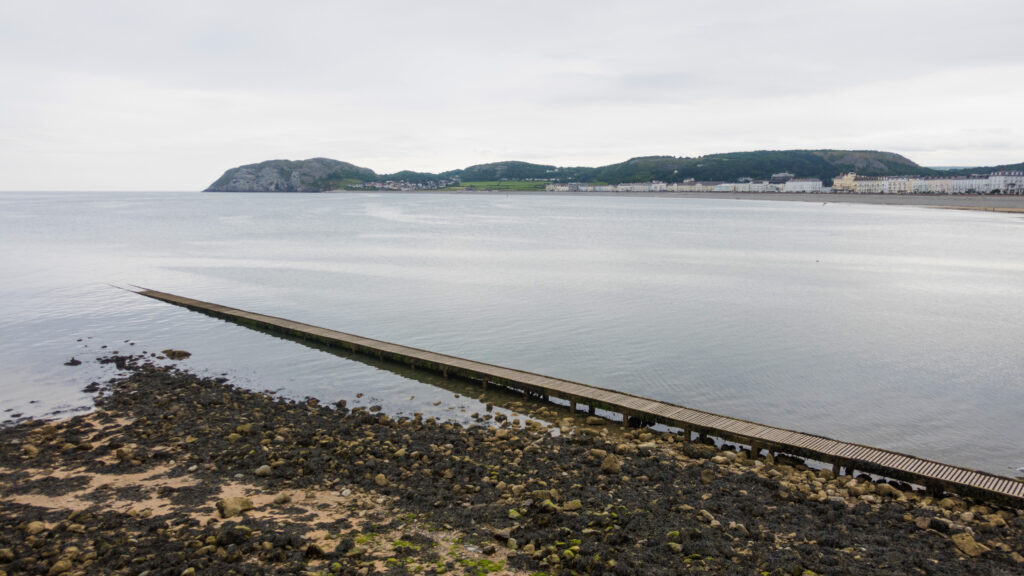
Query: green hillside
xmin=206 ymin=150 xmax=1013 ymax=192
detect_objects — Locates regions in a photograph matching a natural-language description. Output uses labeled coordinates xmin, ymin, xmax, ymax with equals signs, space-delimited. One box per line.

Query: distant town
xmin=349 ymin=170 xmax=1024 ymax=195
xmin=546 ymin=171 xmax=1024 ymax=195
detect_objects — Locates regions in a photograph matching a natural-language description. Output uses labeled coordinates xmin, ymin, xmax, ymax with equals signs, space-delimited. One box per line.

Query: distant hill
xmin=205 ymin=150 xmax=1016 ymax=192
xmin=944 ymin=161 xmax=1024 ymax=176
xmin=205 ymin=158 xmax=376 ymax=192
xmin=438 ymin=160 xmax=595 ymax=182
xmin=584 ymin=150 xmax=932 ymax=185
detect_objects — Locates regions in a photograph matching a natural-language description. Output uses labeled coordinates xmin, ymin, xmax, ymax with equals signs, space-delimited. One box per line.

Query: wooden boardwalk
xmin=134 ymin=288 xmax=1024 ymax=507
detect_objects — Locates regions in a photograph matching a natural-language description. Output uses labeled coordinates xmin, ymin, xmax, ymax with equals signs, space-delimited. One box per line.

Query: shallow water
xmin=1 ymin=191 xmax=1022 ymax=475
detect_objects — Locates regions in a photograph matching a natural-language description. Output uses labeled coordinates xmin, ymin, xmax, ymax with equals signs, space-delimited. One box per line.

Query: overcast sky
xmin=2 ymin=1 xmax=1022 ymax=190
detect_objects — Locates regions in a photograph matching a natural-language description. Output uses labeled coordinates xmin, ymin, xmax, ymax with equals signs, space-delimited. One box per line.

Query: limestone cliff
xmin=205 ymin=158 xmax=376 ymax=192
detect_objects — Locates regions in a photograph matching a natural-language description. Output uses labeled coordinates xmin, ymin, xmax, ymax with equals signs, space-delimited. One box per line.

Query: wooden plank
xmin=991 ymin=479 xmax=1011 ymax=495
xmin=949 ymin=469 xmax=970 ymax=484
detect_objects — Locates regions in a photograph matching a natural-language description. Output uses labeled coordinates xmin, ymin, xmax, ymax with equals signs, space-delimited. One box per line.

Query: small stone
xmin=272 ymin=492 xmax=291 ymax=505
xmin=0 ymin=548 xmax=13 ymax=562
xmin=562 ymin=499 xmax=582 ymax=511
xmin=985 ymin=514 xmax=1007 ymax=529
xmin=374 ymin=473 xmax=388 ymax=487
xmin=48 ymin=559 xmax=72 ymax=575
xmin=21 ymin=444 xmax=38 ymax=458
xmin=216 ymin=497 xmax=253 ymax=518
xmin=508 ymin=509 xmax=521 ymax=519
xmin=507 ymin=537 xmax=517 ymax=550
xmin=235 ymin=423 xmax=254 ymax=435
xmin=589 ymin=448 xmax=608 ymax=459
xmin=951 ymin=532 xmax=989 ymax=557
xmin=667 ymin=542 xmax=683 ymax=553
xmin=700 ymin=469 xmax=715 ymax=485
xmin=928 ymin=517 xmax=952 ymax=533
xmin=305 ymin=543 xmax=325 ymax=558
xmin=666 ymin=530 xmax=680 ymax=542
xmin=226 ymin=433 xmax=242 ymax=443
xmin=25 ymin=521 xmax=46 ymax=535
xmin=939 ymin=497 xmax=959 ymax=511
xmin=180 ymin=568 xmax=196 ymax=576
xmin=875 ymin=483 xmax=904 ymax=499
xmin=600 ymin=454 xmax=622 ymax=474
xmin=698 ymin=509 xmax=716 ymax=524
xmin=711 ymin=455 xmax=730 ymax=465
xmin=254 ymin=465 xmax=272 ymax=477
xmin=731 ymin=522 xmax=750 ymax=537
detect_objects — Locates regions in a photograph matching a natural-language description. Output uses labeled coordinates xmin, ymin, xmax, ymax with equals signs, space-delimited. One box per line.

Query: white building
xmin=783 ymin=178 xmax=823 ymax=193
xmin=852 ymin=177 xmax=884 ymax=194
xmin=882 ymin=177 xmax=913 ymax=194
xmin=989 ymin=171 xmax=1024 ymax=194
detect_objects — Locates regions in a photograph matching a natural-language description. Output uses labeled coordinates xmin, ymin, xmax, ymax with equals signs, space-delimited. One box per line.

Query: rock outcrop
xmin=205 ymin=158 xmax=376 ymax=192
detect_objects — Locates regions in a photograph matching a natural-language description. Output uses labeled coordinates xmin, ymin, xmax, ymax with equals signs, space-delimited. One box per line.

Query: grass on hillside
xmin=446 ymin=181 xmax=548 ymax=191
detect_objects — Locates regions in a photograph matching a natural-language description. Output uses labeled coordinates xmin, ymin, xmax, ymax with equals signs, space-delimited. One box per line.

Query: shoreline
xmin=341 ymin=189 xmax=1024 ymax=213
xmin=1 ymin=353 xmax=1022 ymax=574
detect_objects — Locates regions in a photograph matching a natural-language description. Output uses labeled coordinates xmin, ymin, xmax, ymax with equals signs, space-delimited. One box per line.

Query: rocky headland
xmin=1 ymin=354 xmax=1022 ymax=575
xmin=205 ymin=158 xmax=376 ymax=192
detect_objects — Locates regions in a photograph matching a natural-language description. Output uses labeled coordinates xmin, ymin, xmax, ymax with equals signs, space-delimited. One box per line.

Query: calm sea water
xmin=1 ymin=191 xmax=1022 ymax=475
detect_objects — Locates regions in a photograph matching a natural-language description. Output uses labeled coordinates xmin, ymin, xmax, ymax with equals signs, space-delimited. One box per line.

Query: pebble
xmin=48 ymin=559 xmax=72 ymax=575
xmin=600 ymin=454 xmax=622 ymax=474
xmin=951 ymin=532 xmax=989 ymax=557
xmin=216 ymin=497 xmax=253 ymax=518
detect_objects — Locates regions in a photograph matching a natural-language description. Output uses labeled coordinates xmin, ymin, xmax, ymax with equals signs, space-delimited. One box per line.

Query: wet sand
xmin=1 ymin=353 xmax=1022 ymax=575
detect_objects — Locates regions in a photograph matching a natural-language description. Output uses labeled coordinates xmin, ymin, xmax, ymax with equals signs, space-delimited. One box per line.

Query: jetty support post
xmin=750 ymin=442 xmax=762 ymax=460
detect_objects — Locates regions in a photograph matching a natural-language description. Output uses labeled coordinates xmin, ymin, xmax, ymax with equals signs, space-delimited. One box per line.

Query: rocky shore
xmin=1 ymin=354 xmax=1022 ymax=575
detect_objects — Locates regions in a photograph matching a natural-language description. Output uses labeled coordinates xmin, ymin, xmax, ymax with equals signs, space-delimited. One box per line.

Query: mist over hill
xmin=205 ymin=150 xmax=1012 ymax=192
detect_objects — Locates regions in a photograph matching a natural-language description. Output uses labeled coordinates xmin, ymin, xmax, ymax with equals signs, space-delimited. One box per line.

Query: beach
xmin=430 ymin=190 xmax=1024 ymax=213
xmin=1 ymin=353 xmax=1022 ymax=575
